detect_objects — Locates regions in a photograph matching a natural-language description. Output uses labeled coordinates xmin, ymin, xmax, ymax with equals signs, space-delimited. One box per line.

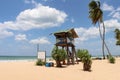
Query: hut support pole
xmin=66 ymin=46 xmax=70 ymax=65
xmin=71 ymin=46 xmax=75 ymax=64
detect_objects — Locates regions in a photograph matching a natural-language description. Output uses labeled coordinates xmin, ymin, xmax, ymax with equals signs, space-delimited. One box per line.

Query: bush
xmin=77 ymin=49 xmax=86 ymax=61
xmin=108 ymin=56 xmax=115 ymax=64
xmin=36 ymin=59 xmax=45 ymax=66
xmin=77 ymin=49 xmax=91 ymax=60
xmin=51 ymin=46 xmax=66 ymax=61
xmin=77 ymin=49 xmax=92 ymax=71
xmin=51 ymin=46 xmax=66 ymax=67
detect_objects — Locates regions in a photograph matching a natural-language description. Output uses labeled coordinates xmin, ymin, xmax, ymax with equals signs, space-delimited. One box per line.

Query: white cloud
xmin=74 ymin=19 xmax=120 ymax=43
xmin=0 ymin=3 xmax=67 ymax=39
xmin=24 ymin=0 xmax=38 ymax=6
xmin=102 ymin=3 xmax=114 ymax=11
xmin=15 ymin=34 xmax=27 ymax=41
xmin=75 ymin=27 xmax=99 ymax=42
xmin=29 ymin=37 xmax=51 ymax=44
xmin=109 ymin=7 xmax=120 ymax=19
xmin=116 ymin=7 xmax=120 ymax=11
xmin=104 ymin=19 xmax=120 ymax=29
xmin=0 ymin=29 xmax=14 ymax=39
xmin=103 ymin=4 xmax=120 ymax=20
xmin=113 ymin=12 xmax=120 ymax=19
xmin=2 ymin=4 xmax=67 ymax=31
xmin=0 ymin=23 xmax=14 ymax=39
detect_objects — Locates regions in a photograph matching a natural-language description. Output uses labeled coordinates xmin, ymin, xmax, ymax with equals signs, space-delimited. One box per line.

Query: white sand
xmin=0 ymin=58 xmax=120 ymax=80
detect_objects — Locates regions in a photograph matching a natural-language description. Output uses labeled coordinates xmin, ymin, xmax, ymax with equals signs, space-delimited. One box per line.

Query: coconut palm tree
xmin=88 ymin=0 xmax=111 ymax=59
xmin=115 ymin=28 xmax=120 ymax=45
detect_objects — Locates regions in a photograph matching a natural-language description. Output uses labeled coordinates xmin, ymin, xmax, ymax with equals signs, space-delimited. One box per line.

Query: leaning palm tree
xmin=115 ymin=28 xmax=120 ymax=45
xmin=88 ymin=0 xmax=111 ymax=59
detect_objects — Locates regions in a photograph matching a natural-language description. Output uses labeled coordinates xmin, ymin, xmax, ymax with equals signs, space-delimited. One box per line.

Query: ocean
xmin=0 ymin=56 xmax=52 ymax=62
xmin=0 ymin=56 xmax=37 ymax=62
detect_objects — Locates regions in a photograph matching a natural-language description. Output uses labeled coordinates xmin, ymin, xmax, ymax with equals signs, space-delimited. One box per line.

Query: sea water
xmin=0 ymin=56 xmax=37 ymax=62
xmin=0 ymin=56 xmax=52 ymax=62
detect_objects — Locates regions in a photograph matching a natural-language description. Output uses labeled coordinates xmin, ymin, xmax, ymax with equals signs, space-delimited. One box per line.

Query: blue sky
xmin=0 ymin=0 xmax=120 ymax=56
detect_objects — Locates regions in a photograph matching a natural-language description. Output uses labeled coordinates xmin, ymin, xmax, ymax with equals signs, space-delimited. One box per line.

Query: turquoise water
xmin=0 ymin=56 xmax=52 ymax=61
xmin=0 ymin=56 xmax=37 ymax=61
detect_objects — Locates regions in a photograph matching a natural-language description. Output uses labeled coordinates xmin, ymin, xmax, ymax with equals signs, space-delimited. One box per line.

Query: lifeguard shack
xmin=54 ymin=28 xmax=79 ymax=65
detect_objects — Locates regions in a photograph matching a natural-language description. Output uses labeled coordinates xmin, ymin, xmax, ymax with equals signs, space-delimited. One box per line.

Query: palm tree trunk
xmin=98 ymin=22 xmax=111 ymax=58
xmin=98 ymin=22 xmax=105 ymax=59
xmin=103 ymin=22 xmax=105 ymax=59
xmin=56 ymin=60 xmax=62 ymax=67
xmin=102 ymin=22 xmax=112 ymax=56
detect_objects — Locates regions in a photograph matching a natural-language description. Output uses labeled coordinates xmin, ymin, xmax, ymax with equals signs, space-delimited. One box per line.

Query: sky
xmin=0 ymin=0 xmax=120 ymax=56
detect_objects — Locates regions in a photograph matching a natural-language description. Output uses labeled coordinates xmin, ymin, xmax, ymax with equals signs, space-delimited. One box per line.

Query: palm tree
xmin=115 ymin=29 xmax=120 ymax=45
xmin=88 ymin=0 xmax=111 ymax=59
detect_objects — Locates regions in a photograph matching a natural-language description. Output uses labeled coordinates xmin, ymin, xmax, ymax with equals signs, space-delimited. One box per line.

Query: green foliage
xmin=108 ymin=56 xmax=115 ymax=64
xmin=89 ymin=1 xmax=98 ymax=9
xmin=77 ymin=49 xmax=89 ymax=60
xmin=51 ymin=46 xmax=66 ymax=61
xmin=82 ymin=52 xmax=92 ymax=63
xmin=36 ymin=59 xmax=45 ymax=66
xmin=77 ymin=49 xmax=92 ymax=71
xmin=89 ymin=0 xmax=103 ymax=24
xmin=115 ymin=28 xmax=120 ymax=45
xmin=51 ymin=46 xmax=66 ymax=67
xmin=116 ymin=40 xmax=120 ymax=45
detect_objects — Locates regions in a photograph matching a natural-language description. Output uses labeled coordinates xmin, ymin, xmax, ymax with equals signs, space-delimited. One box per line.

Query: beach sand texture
xmin=0 ymin=58 xmax=120 ymax=80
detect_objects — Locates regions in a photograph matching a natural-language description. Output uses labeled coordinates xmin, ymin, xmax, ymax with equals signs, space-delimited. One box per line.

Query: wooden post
xmin=66 ymin=46 xmax=70 ymax=65
xmin=65 ymin=34 xmax=70 ymax=65
xmin=73 ymin=46 xmax=79 ymax=64
xmin=62 ymin=46 xmax=66 ymax=65
xmin=72 ymin=46 xmax=75 ymax=64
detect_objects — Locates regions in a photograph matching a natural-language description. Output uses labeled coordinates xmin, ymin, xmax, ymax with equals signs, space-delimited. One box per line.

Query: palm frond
xmin=115 ymin=28 xmax=120 ymax=40
xmin=88 ymin=0 xmax=103 ymax=25
xmin=89 ymin=1 xmax=97 ymax=10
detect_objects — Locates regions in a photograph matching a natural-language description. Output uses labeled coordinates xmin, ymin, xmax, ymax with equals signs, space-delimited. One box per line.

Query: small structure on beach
xmin=53 ymin=28 xmax=79 ymax=64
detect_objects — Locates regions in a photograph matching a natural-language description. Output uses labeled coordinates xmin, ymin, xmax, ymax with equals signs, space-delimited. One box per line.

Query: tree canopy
xmin=89 ymin=0 xmax=103 ymax=24
xmin=115 ymin=29 xmax=120 ymax=45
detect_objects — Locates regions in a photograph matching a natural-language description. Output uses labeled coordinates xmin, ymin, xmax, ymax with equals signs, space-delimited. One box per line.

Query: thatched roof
xmin=54 ymin=28 xmax=79 ymax=38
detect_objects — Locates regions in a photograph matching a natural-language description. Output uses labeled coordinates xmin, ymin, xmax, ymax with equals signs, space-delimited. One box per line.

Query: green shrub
xmin=77 ymin=49 xmax=91 ymax=60
xmin=77 ymin=49 xmax=86 ymax=61
xmin=36 ymin=59 xmax=45 ymax=66
xmin=51 ymin=46 xmax=66 ymax=67
xmin=77 ymin=49 xmax=92 ymax=71
xmin=51 ymin=46 xmax=66 ymax=61
xmin=108 ymin=56 xmax=115 ymax=64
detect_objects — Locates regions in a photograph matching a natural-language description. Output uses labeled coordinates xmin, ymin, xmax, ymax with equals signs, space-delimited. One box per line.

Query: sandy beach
xmin=0 ymin=58 xmax=120 ymax=80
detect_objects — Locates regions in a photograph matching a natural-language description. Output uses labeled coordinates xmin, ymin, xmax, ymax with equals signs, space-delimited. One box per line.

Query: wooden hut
xmin=54 ymin=28 xmax=79 ymax=64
